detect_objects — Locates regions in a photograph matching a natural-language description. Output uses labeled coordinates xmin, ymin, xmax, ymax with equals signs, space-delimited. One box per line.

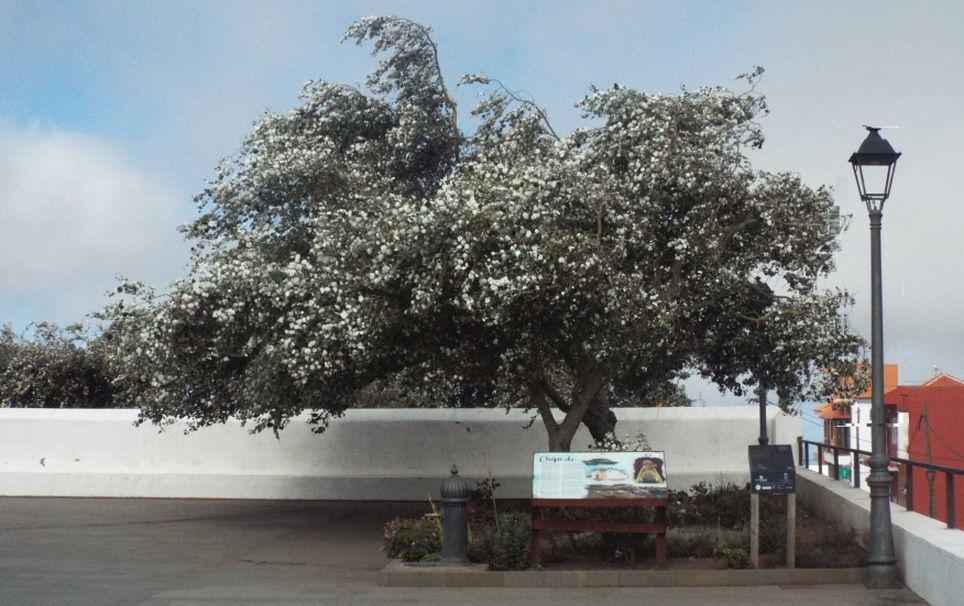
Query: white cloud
xmin=0 ymin=120 xmax=191 ymax=327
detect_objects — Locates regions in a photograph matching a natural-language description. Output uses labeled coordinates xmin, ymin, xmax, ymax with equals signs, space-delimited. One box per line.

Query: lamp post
xmin=757 ymin=383 xmax=769 ymax=445
xmin=850 ymin=126 xmax=900 ymax=588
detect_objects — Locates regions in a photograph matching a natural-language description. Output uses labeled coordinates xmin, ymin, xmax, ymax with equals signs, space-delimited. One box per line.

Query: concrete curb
xmin=380 ymin=560 xmax=867 ymax=587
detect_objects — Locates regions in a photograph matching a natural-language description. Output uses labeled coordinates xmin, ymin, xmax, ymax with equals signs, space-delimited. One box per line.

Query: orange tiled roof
xmin=856 ymin=363 xmax=899 ymax=398
xmin=815 ymin=363 xmax=899 ymax=420
xmin=921 ymin=372 xmax=964 ymax=387
xmin=812 ymin=402 xmax=850 ymax=420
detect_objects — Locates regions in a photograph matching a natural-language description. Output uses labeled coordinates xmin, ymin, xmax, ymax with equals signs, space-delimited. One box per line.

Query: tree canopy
xmin=0 ymin=323 xmax=114 ymax=409
xmin=100 ymin=17 xmax=863 ymax=450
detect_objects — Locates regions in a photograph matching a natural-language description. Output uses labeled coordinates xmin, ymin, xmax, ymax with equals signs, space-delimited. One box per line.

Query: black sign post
xmin=748 ymin=444 xmax=797 ymax=569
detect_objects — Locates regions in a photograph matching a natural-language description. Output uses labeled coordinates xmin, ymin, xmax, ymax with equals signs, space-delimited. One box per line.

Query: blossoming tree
xmin=101 ymin=17 xmax=863 ymax=451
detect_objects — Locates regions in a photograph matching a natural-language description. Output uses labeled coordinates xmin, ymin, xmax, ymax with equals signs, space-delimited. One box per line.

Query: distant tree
xmin=0 ymin=323 xmax=114 ymax=408
xmin=101 ymin=17 xmax=863 ymax=450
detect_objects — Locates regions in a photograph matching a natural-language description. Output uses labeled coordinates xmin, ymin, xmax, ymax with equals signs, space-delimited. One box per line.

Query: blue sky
xmin=3 ymin=1 xmax=964 ymax=418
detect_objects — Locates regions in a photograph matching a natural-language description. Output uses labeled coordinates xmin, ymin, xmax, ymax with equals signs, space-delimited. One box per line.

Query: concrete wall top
xmin=0 ymin=406 xmax=783 ymax=421
xmin=0 ymin=406 xmax=801 ymax=499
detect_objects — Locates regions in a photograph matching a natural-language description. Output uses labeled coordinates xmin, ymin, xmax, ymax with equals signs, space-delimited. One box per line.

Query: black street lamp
xmin=850 ymin=126 xmax=901 ymax=588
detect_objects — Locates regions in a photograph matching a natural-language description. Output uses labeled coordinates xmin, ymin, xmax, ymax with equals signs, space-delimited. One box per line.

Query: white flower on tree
xmin=99 ymin=18 xmax=864 ymax=451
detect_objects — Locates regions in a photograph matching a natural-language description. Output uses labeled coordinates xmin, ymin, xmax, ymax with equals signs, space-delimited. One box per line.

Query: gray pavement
xmin=0 ymin=497 xmax=927 ymax=605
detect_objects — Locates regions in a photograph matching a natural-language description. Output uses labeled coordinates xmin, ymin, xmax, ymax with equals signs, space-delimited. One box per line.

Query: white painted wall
xmin=0 ymin=407 xmax=800 ymax=500
xmin=798 ymin=469 xmax=964 ymax=606
xmin=832 ymin=403 xmax=909 ymax=493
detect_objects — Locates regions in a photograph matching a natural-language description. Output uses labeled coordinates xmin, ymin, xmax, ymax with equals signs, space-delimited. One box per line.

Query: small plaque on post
xmin=748 ymin=444 xmax=796 ymax=494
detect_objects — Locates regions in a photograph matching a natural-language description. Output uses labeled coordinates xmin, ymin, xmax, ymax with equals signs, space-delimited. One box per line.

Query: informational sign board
xmin=748 ymin=444 xmax=796 ymax=494
xmin=532 ymin=451 xmax=668 ymax=499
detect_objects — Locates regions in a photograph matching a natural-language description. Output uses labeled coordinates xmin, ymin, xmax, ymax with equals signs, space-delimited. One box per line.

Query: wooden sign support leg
xmin=530 ymin=505 xmax=542 ymax=567
xmin=656 ymin=505 xmax=667 ymax=567
xmin=750 ymin=492 xmax=760 ymax=569
xmin=786 ymin=493 xmax=796 ymax=568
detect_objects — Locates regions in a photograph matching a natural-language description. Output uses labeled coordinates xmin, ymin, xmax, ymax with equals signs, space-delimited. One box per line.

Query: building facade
xmin=815 ymin=368 xmax=964 ymax=529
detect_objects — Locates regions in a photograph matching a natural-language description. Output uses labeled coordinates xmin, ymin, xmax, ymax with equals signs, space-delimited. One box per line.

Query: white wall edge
xmin=0 ymin=407 xmax=799 ymax=500
xmin=798 ymin=469 xmax=964 ymax=606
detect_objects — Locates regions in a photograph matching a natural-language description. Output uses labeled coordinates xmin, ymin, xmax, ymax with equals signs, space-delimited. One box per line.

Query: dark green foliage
xmin=668 ymin=481 xmax=788 ymax=554
xmin=0 ymin=323 xmax=115 ymax=408
xmin=667 ymin=481 xmax=860 ymax=568
xmin=667 ymin=480 xmax=753 ymax=527
xmin=665 ymin=527 xmax=715 ymax=558
xmin=665 ymin=482 xmax=772 ymax=565
xmin=379 ymin=481 xmax=863 ymax=571
xmin=486 ymin=512 xmax=531 ymax=571
xmin=561 ymin=505 xmax=656 ymax=564
xmin=382 ymin=516 xmax=441 ymax=562
xmin=668 ymin=480 xmax=786 ymax=532
xmin=381 ymin=480 xmax=530 ymax=570
xmin=714 ymin=544 xmax=751 ymax=569
xmin=469 ymin=477 xmax=501 ymax=529
xmin=466 ymin=480 xmax=530 ymax=570
xmin=665 ymin=526 xmax=750 ymax=568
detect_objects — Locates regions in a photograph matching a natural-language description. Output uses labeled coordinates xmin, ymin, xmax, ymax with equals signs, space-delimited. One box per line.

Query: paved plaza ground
xmin=0 ymin=497 xmax=927 ymax=605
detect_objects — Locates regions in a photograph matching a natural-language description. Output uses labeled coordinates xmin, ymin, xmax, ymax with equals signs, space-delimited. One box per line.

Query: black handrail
xmin=797 ymin=437 xmax=961 ymax=530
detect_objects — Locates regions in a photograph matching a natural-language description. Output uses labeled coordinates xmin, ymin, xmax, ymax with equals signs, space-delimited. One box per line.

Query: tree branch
xmin=529 ymin=380 xmax=559 ymax=439
xmin=558 ymin=360 xmax=604 ymax=439
xmin=488 ymin=78 xmax=560 ymax=141
xmin=541 ymin=378 xmax=570 ymax=413
xmin=411 ymin=21 xmax=460 ymax=145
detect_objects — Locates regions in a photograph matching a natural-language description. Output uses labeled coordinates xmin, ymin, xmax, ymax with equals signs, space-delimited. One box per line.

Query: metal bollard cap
xmin=440 ymin=465 xmax=471 ymax=500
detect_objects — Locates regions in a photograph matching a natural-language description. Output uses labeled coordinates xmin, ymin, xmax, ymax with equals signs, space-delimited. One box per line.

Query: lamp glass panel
xmin=856 ymin=164 xmax=893 ymax=199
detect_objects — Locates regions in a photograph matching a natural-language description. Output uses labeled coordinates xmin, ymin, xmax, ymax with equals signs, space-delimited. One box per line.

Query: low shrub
xmin=382 ymin=516 xmax=441 ymax=562
xmin=715 ymin=545 xmax=750 ymax=569
xmin=464 ymin=478 xmax=531 ymax=570
xmin=594 ymin=507 xmax=657 ymax=563
xmin=667 ymin=526 xmax=747 ymax=560
xmin=667 ymin=526 xmax=719 ymax=559
xmin=487 ymin=512 xmax=531 ymax=570
xmin=668 ymin=481 xmax=751 ymax=528
xmin=469 ymin=478 xmax=501 ymax=530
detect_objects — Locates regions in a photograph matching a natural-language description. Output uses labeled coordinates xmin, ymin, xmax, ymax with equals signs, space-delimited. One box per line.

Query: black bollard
xmin=440 ymin=464 xmax=471 ymax=565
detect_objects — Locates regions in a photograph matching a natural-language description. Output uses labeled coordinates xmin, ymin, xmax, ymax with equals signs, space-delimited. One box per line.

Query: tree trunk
xmin=581 ymin=386 xmax=617 ymax=444
xmin=547 ymin=432 xmax=573 ymax=452
xmin=555 ymin=366 xmax=606 ymax=451
xmin=531 ymin=361 xmax=611 ymax=452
